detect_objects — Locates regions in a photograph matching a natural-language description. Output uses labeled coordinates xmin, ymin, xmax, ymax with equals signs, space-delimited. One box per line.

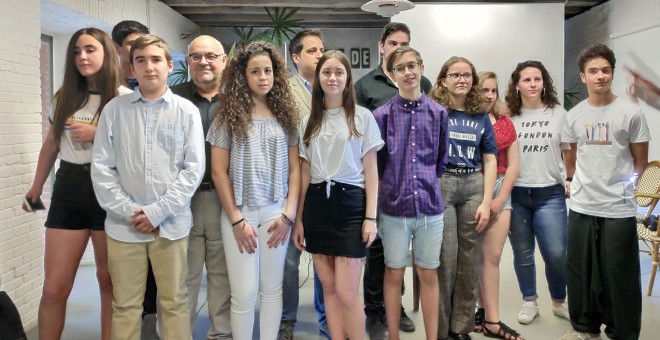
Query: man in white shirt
xmin=560 ymin=44 xmax=650 ymax=340
xmin=92 ymin=34 xmax=205 ymax=340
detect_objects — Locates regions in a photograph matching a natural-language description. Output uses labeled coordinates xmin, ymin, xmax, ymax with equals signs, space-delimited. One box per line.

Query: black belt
xmin=60 ymin=160 xmax=91 ymax=172
xmin=445 ymin=166 xmax=481 ymax=174
xmin=197 ymin=182 xmax=215 ymax=192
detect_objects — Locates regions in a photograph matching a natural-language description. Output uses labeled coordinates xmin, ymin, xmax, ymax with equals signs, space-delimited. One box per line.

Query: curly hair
xmin=504 ymin=60 xmax=559 ymax=117
xmin=214 ymin=41 xmax=299 ymax=141
xmin=429 ymin=56 xmax=486 ymax=113
xmin=577 ymin=43 xmax=616 ymax=73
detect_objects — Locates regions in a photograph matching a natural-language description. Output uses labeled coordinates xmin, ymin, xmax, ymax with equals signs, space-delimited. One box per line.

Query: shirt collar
xmin=132 ymin=87 xmax=173 ymax=104
xmin=393 ymin=92 xmax=426 ymax=109
xmin=297 ymin=73 xmax=313 ymax=93
xmin=373 ymin=64 xmax=397 ymax=86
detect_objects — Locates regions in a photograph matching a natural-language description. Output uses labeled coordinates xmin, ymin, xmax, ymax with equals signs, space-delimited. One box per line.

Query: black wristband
xmin=565 ymin=177 xmax=573 ymax=182
xmin=231 ymin=218 xmax=245 ymax=227
xmin=281 ymin=213 xmax=294 ymax=226
xmin=364 ymin=217 xmax=377 ymax=223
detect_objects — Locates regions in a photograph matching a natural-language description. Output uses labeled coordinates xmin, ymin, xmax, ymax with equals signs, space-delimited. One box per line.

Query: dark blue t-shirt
xmin=447 ymin=109 xmax=497 ymax=169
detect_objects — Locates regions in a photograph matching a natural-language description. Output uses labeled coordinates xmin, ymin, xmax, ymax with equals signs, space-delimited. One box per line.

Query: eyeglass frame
xmin=445 ymin=72 xmax=473 ymax=81
xmin=390 ymin=61 xmax=422 ymax=75
xmin=188 ymin=53 xmax=225 ymax=63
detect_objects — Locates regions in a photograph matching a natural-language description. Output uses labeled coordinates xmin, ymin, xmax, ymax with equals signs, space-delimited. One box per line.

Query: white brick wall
xmin=0 ymin=0 xmax=43 ymax=330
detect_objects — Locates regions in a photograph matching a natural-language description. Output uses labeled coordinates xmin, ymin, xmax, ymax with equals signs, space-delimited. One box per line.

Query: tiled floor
xmin=25 ymin=239 xmax=660 ymax=339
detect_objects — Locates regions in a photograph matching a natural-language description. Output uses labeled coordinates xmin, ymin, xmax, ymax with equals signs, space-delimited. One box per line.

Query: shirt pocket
xmin=157 ymin=123 xmax=184 ymax=158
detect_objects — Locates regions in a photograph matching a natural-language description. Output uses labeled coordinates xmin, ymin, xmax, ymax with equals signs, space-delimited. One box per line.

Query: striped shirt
xmin=206 ymin=118 xmax=298 ymax=206
xmin=374 ymin=93 xmax=449 ymax=218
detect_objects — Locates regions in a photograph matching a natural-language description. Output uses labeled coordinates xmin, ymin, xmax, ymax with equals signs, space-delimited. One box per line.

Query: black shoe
xmin=448 ymin=332 xmax=471 ymax=340
xmin=399 ymin=308 xmax=416 ymax=332
xmin=366 ymin=313 xmax=388 ymax=340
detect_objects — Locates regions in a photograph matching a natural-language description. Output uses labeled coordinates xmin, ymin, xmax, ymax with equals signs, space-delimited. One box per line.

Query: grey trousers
xmin=438 ymin=172 xmax=484 ymax=337
xmin=187 ymin=191 xmax=232 ymax=339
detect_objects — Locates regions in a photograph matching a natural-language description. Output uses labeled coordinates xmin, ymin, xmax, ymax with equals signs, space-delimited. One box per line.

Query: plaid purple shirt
xmin=373 ymin=93 xmax=449 ymax=218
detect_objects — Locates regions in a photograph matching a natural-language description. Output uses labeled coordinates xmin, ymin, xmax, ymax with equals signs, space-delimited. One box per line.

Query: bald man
xmin=171 ymin=35 xmax=231 ymax=339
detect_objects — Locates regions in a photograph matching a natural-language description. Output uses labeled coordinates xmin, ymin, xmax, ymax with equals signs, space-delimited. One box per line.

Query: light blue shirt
xmin=91 ymin=88 xmax=205 ymax=242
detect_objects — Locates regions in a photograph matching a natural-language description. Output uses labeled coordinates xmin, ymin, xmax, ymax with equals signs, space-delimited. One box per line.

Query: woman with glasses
xmin=504 ymin=60 xmax=570 ymax=326
xmin=475 ymin=71 xmax=523 ymax=340
xmin=430 ymin=57 xmax=497 ymax=340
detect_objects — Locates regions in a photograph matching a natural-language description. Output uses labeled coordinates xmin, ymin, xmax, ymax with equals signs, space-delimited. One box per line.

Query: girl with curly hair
xmin=292 ymin=50 xmax=383 ymax=340
xmin=206 ymin=41 xmax=301 ymax=340
xmin=430 ymin=56 xmax=498 ymax=340
xmin=474 ymin=71 xmax=523 ymax=340
xmin=23 ymin=27 xmax=128 ymax=340
xmin=503 ymin=60 xmax=570 ymax=326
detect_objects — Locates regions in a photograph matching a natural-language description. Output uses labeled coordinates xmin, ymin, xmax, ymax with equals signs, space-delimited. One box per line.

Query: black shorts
xmin=303 ymin=181 xmax=367 ymax=258
xmin=45 ymin=160 xmax=106 ymax=230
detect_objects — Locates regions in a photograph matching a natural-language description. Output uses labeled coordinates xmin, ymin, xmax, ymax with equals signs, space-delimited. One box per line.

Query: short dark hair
xmin=577 ymin=43 xmax=616 ymax=73
xmin=111 ymin=20 xmax=149 ymax=46
xmin=288 ymin=29 xmax=323 ymax=58
xmin=380 ymin=22 xmax=410 ymax=45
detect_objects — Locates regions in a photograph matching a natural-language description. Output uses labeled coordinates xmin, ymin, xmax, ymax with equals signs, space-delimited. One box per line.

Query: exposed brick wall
xmin=0 ymin=0 xmax=44 ymax=329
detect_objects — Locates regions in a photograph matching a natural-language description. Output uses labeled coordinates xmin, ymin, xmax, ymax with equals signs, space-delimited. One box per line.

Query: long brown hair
xmin=477 ymin=71 xmax=506 ymax=118
xmin=429 ymin=56 xmax=486 ymax=113
xmin=52 ymin=28 xmax=121 ymax=143
xmin=303 ymin=50 xmax=360 ymax=146
xmin=214 ymin=41 xmax=299 ymax=141
xmin=504 ymin=60 xmax=559 ymax=117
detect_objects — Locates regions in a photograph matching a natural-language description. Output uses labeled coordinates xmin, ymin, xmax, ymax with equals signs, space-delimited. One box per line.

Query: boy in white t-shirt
xmin=560 ymin=44 xmax=650 ymax=340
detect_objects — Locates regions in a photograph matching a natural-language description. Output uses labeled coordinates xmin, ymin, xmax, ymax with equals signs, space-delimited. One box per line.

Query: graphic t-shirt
xmin=52 ymin=86 xmax=132 ymax=164
xmin=562 ymin=97 xmax=651 ymax=218
xmin=447 ymin=110 xmax=497 ymax=169
xmin=511 ymin=106 xmax=568 ymax=187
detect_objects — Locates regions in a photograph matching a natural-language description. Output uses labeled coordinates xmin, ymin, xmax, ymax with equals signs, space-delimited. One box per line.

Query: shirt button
xmin=412 ymin=143 xmax=415 ymax=146
xmin=413 ymin=175 xmax=417 ymax=179
xmin=412 ymin=158 xmax=416 ymax=162
xmin=411 ymin=111 xmax=415 ymax=114
xmin=411 ymin=126 xmax=415 ymax=130
xmin=414 ymin=191 xmax=418 ymax=195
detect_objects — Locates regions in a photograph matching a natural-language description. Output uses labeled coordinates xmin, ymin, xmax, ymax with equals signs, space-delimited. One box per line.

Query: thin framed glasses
xmin=392 ymin=62 xmax=421 ymax=75
xmin=446 ymin=72 xmax=472 ymax=81
xmin=189 ymin=53 xmax=224 ymax=63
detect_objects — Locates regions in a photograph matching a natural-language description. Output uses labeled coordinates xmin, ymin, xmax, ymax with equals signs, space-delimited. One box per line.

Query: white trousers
xmin=220 ymin=199 xmax=289 ymax=340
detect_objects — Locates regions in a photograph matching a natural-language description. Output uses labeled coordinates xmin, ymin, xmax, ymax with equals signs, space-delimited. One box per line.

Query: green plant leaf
xmin=168 ymin=60 xmax=189 ymax=86
xmin=264 ymin=7 xmax=302 ymax=46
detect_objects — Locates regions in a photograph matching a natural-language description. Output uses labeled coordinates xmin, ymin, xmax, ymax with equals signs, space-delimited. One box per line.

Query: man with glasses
xmin=373 ymin=46 xmax=448 ymax=340
xmin=170 ymin=35 xmax=231 ymax=339
xmin=354 ymin=22 xmax=431 ymax=339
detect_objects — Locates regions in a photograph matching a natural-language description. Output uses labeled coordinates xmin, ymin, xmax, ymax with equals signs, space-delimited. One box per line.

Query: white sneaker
xmin=517 ymin=301 xmax=539 ymax=324
xmin=553 ymin=304 xmax=570 ymax=321
xmin=559 ymin=329 xmax=600 ymax=340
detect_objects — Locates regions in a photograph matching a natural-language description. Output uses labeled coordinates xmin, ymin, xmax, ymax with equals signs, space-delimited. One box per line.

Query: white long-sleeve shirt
xmin=91 ymin=88 xmax=205 ymax=242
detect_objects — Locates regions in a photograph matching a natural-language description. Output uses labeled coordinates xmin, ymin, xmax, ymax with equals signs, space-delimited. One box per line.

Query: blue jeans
xmin=510 ymin=184 xmax=567 ymax=302
xmin=282 ymin=239 xmax=326 ymax=324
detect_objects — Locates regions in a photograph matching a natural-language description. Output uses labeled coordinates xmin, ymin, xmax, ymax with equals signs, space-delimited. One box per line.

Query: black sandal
xmin=474 ymin=308 xmax=485 ymax=333
xmin=483 ymin=320 xmax=523 ymax=340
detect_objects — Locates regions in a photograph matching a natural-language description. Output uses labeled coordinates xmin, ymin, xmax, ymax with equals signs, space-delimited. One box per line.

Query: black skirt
xmin=303 ymin=181 xmax=367 ymax=258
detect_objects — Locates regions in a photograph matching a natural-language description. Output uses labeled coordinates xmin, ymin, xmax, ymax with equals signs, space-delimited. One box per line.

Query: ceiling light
xmin=361 ymin=0 xmax=416 ymax=18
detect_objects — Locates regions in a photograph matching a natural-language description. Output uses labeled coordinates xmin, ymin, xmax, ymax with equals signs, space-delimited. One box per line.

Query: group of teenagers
xmin=23 ymin=18 xmax=649 ymax=340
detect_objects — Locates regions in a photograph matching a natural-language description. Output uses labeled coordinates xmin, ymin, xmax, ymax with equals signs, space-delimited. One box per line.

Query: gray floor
xmin=25 ymin=239 xmax=660 ymax=340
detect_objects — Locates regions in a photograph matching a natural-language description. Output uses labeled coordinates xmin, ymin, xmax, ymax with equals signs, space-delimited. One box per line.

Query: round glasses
xmin=392 ymin=62 xmax=421 ymax=75
xmin=189 ymin=53 xmax=224 ymax=63
xmin=446 ymin=72 xmax=473 ymax=81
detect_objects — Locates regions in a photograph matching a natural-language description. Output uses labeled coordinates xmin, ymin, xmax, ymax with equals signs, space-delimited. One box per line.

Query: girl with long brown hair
xmin=293 ymin=50 xmax=383 ymax=340
xmin=206 ymin=41 xmax=300 ymax=340
xmin=23 ymin=27 xmax=128 ymax=340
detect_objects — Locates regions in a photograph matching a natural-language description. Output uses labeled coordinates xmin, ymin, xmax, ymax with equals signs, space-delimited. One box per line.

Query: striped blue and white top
xmin=207 ymin=118 xmax=298 ymax=206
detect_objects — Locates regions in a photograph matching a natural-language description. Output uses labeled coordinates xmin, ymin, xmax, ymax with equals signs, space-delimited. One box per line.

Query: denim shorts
xmin=494 ymin=175 xmax=512 ymax=210
xmin=378 ymin=212 xmax=443 ymax=269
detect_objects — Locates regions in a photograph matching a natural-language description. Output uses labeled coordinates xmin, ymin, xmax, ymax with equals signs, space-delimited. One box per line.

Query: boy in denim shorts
xmin=372 ymin=46 xmax=449 ymax=340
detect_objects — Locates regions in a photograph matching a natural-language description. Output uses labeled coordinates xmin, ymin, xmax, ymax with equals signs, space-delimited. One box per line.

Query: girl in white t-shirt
xmin=293 ymin=50 xmax=383 ymax=340
xmin=23 ymin=28 xmax=127 ymax=340
xmin=504 ymin=60 xmax=570 ymax=326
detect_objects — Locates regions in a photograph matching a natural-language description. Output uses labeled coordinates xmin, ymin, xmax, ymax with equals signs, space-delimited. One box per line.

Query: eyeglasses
xmin=189 ymin=53 xmax=224 ymax=63
xmin=392 ymin=62 xmax=421 ymax=75
xmin=446 ymin=72 xmax=472 ymax=81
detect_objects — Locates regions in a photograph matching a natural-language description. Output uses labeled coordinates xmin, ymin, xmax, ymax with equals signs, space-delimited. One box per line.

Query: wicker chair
xmin=634 ymin=160 xmax=660 ymax=296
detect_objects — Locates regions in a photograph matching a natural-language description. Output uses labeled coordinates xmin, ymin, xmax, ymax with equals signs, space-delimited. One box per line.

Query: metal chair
xmin=634 ymin=160 xmax=660 ymax=296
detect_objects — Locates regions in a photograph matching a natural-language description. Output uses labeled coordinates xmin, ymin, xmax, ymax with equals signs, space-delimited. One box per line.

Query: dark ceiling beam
xmin=175 ymin=7 xmax=367 ymax=15
xmin=189 ymin=13 xmax=387 ymax=25
xmin=162 ymin=0 xmax=565 ymax=7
